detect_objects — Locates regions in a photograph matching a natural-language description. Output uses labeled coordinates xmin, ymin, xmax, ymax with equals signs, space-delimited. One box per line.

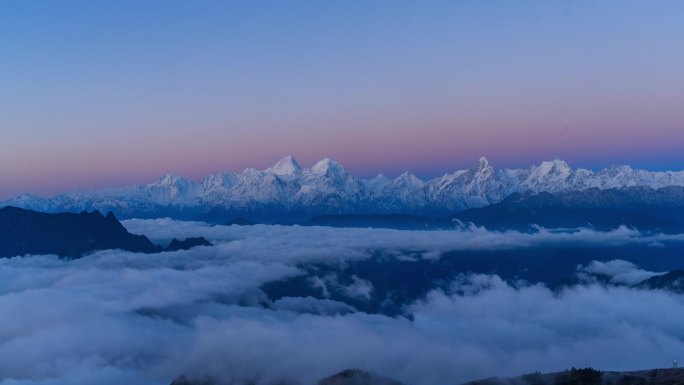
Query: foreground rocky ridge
xmin=465 ymin=367 xmax=684 ymax=385
xmin=171 ymin=369 xmax=405 ymax=385
xmin=0 ymin=207 xmax=212 ymax=258
xmin=172 ymin=368 xmax=684 ymax=385
xmin=0 ymin=206 xmax=159 ymax=258
xmin=4 ymin=157 xmax=684 ymax=221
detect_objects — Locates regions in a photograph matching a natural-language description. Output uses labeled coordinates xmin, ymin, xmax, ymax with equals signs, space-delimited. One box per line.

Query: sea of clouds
xmin=1 ymin=220 xmax=684 ymax=385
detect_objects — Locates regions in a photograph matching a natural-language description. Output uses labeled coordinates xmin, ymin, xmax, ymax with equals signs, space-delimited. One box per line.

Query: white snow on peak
xmin=465 ymin=156 xmax=494 ymax=182
xmin=150 ymin=173 xmax=193 ymax=190
xmin=310 ymin=158 xmax=345 ymax=176
xmin=5 ymin=156 xmax=684 ymax=217
xmin=363 ymin=174 xmax=391 ymax=195
xmin=202 ymin=172 xmax=238 ymax=191
xmin=536 ymin=159 xmax=571 ymax=176
xmin=145 ymin=173 xmax=195 ymax=204
xmin=268 ymin=156 xmax=302 ymax=176
xmin=394 ymin=172 xmax=425 ymax=188
xmin=525 ymin=159 xmax=572 ymax=186
xmin=371 ymin=174 xmax=390 ymax=182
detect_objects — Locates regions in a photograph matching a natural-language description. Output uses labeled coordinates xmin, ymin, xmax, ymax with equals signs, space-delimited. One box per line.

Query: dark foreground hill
xmin=0 ymin=206 xmax=160 ymax=258
xmin=318 ymin=370 xmax=405 ymax=385
xmin=172 ymin=367 xmax=684 ymax=385
xmin=464 ymin=367 xmax=684 ymax=385
xmin=166 ymin=237 xmax=213 ymax=251
xmin=171 ymin=369 xmax=405 ymax=385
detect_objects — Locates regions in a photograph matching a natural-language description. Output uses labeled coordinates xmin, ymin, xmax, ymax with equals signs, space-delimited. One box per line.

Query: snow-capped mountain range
xmin=4 ymin=156 xmax=684 ymax=221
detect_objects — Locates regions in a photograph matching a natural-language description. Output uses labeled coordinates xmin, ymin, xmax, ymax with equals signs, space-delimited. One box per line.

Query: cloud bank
xmin=124 ymin=219 xmax=684 ymax=265
xmin=1 ymin=221 xmax=684 ymax=385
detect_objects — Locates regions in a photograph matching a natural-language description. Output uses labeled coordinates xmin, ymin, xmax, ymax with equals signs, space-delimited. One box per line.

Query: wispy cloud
xmin=577 ymin=259 xmax=665 ymax=285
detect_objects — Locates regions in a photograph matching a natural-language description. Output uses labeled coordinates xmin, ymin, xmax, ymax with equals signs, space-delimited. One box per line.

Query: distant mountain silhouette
xmin=166 ymin=237 xmax=212 ymax=251
xmin=297 ymin=187 xmax=684 ymax=232
xmin=223 ymin=217 xmax=257 ymax=226
xmin=452 ymin=186 xmax=684 ymax=232
xmin=0 ymin=206 xmax=159 ymax=258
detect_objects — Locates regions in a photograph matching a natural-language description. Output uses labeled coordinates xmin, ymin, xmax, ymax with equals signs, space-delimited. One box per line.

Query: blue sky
xmin=1 ymin=1 xmax=684 ymax=198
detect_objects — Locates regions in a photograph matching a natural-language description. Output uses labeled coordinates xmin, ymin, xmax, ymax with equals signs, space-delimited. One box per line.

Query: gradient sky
xmin=2 ymin=1 xmax=684 ymax=199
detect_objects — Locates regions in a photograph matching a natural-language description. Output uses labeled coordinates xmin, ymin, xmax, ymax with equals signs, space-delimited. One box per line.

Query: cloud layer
xmin=1 ymin=221 xmax=684 ymax=385
xmin=124 ymin=219 xmax=684 ymax=264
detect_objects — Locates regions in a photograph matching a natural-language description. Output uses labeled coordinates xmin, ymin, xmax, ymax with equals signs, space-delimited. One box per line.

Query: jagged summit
xmin=201 ymin=172 xmax=238 ymax=190
xmin=537 ymin=159 xmax=571 ymax=174
xmin=154 ymin=172 xmax=183 ymax=184
xmin=4 ymin=157 xmax=684 ymax=220
xmin=395 ymin=172 xmax=424 ymax=188
xmin=371 ymin=174 xmax=390 ymax=181
xmin=151 ymin=173 xmax=194 ymax=189
xmin=527 ymin=159 xmax=572 ymax=183
xmin=310 ymin=158 xmax=345 ymax=175
xmin=268 ymin=155 xmax=302 ymax=176
xmin=367 ymin=174 xmax=391 ymax=187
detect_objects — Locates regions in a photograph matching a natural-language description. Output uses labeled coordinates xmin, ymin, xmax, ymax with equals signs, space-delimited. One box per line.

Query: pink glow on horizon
xmin=3 ymin=121 xmax=684 ymax=200
xmin=3 ymin=86 xmax=684 ymax=199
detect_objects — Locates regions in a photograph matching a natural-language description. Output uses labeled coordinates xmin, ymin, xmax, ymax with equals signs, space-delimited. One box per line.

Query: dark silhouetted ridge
xmin=453 ymin=187 xmax=684 ymax=232
xmin=166 ymin=237 xmax=212 ymax=251
xmin=170 ymin=369 xmax=405 ymax=385
xmin=0 ymin=206 xmax=159 ymax=258
xmin=223 ymin=217 xmax=257 ymax=226
xmin=464 ymin=367 xmax=684 ymax=385
xmin=318 ymin=369 xmax=405 ymax=385
xmin=639 ymin=270 xmax=684 ymax=293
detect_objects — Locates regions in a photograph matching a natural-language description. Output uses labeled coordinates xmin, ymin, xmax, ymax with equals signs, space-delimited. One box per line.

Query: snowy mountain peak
xmin=5 ymin=157 xmax=684 ymax=220
xmin=202 ymin=172 xmax=238 ymax=190
xmin=151 ymin=173 xmax=193 ymax=189
xmin=310 ymin=158 xmax=345 ymax=176
xmin=534 ymin=159 xmax=572 ymax=177
xmin=369 ymin=174 xmax=390 ymax=184
xmin=146 ymin=173 xmax=195 ymax=202
xmin=606 ymin=164 xmax=634 ymax=174
xmin=365 ymin=174 xmax=391 ymax=192
xmin=396 ymin=172 xmax=425 ymax=188
xmin=268 ymin=156 xmax=302 ymax=176
xmin=468 ymin=157 xmax=494 ymax=180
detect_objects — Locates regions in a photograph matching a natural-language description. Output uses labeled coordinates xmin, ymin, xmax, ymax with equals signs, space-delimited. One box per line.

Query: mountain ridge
xmin=4 ymin=157 xmax=684 ymax=221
